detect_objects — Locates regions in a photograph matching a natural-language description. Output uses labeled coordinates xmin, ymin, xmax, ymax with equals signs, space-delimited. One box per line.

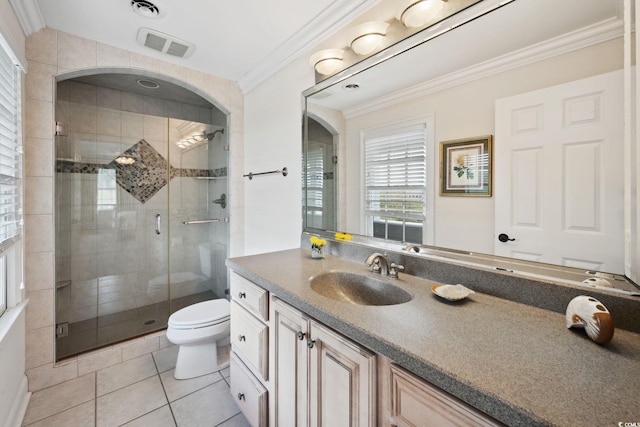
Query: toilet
xmin=166 ymin=299 xmax=231 ymax=379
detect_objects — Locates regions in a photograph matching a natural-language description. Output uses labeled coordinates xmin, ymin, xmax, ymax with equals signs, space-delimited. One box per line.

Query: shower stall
xmin=53 ymin=74 xmax=229 ymax=360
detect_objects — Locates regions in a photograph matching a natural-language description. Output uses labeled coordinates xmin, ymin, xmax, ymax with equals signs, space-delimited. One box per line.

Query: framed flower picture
xmin=439 ymin=135 xmax=492 ymax=196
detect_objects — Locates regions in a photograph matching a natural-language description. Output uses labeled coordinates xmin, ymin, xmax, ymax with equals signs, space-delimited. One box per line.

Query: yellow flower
xmin=334 ymin=232 xmax=352 ymax=241
xmin=310 ymin=236 xmax=326 ymax=247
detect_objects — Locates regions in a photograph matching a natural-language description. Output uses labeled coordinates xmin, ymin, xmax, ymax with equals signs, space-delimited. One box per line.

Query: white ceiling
xmin=25 ymin=0 xmax=379 ymax=92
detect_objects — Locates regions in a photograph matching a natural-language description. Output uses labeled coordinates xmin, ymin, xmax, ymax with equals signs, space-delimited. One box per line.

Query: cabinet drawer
xmin=230 ymin=352 xmax=268 ymax=427
xmin=230 ymin=271 xmax=269 ymax=322
xmin=230 ymin=301 xmax=269 ymax=381
xmin=390 ymin=364 xmax=502 ymax=427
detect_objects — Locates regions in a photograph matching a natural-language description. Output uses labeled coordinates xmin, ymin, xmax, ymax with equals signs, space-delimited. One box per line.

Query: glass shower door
xmin=167 ymin=119 xmax=228 ymax=315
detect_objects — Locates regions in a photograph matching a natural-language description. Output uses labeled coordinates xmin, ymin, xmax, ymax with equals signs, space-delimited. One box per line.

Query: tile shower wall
xmin=23 ymin=28 xmax=244 ymax=393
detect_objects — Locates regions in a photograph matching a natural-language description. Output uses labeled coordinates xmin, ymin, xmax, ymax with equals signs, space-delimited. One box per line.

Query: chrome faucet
xmin=365 ymin=252 xmax=389 ymax=276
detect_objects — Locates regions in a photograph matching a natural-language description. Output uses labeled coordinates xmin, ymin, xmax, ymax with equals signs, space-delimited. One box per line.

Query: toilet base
xmin=173 ymin=342 xmax=230 ymax=380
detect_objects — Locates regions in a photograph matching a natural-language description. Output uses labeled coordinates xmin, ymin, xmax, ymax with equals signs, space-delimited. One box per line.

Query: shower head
xmin=205 ymin=129 xmax=224 ymax=141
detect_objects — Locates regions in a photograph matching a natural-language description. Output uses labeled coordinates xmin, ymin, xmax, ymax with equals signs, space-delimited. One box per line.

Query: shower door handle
xmin=155 ymin=214 xmax=161 ymax=235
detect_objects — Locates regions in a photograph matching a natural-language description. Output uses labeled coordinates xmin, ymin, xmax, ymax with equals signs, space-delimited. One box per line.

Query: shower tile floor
xmin=23 ymin=345 xmax=250 ymax=427
xmin=57 ymin=291 xmax=218 ymax=359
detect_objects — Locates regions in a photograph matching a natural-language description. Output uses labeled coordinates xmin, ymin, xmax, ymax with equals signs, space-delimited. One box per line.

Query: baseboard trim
xmin=4 ymin=375 xmax=31 ymax=427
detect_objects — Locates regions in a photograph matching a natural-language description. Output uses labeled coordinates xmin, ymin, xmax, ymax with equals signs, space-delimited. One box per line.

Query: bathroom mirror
xmin=303 ymin=0 xmax=639 ymax=292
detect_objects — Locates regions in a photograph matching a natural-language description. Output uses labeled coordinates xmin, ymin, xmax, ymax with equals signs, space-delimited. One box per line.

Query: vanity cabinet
xmin=229 ymin=271 xmax=270 ymax=426
xmin=270 ymin=297 xmax=376 ymax=427
xmin=380 ymin=357 xmax=502 ymax=427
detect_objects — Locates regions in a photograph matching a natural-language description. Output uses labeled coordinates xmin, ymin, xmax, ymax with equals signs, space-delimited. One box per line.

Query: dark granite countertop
xmin=227 ymin=248 xmax=640 ymax=427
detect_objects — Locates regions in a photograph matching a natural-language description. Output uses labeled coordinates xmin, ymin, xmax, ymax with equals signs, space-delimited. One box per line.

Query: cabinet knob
xmin=307 ymin=339 xmax=316 ymax=349
xmin=297 ymin=331 xmax=306 ymax=341
xmin=238 ymin=335 xmax=246 ymax=342
xmin=237 ymin=292 xmax=246 ymax=299
xmin=237 ymin=393 xmax=245 ymax=401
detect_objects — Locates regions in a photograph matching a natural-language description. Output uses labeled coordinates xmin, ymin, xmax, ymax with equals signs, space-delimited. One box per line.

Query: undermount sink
xmin=309 ymin=271 xmax=413 ymax=306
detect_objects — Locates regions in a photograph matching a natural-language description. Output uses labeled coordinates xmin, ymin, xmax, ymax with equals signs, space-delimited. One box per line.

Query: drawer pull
xmin=238 ymin=292 xmax=246 ymax=299
xmin=237 ymin=392 xmax=245 ymax=401
xmin=307 ymin=339 xmax=316 ymax=349
xmin=238 ymin=335 xmax=246 ymax=342
xmin=297 ymin=331 xmax=306 ymax=341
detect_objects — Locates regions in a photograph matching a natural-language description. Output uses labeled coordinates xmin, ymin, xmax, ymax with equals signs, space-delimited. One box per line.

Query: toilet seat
xmin=168 ymin=299 xmax=230 ymax=330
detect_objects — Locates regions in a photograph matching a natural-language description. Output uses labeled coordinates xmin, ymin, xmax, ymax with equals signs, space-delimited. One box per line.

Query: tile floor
xmin=22 ymin=345 xmax=250 ymax=427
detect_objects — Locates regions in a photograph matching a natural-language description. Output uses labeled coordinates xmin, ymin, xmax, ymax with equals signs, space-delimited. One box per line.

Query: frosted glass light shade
xmin=395 ymin=0 xmax=443 ymax=28
xmin=310 ymin=49 xmax=345 ymax=75
xmin=349 ymin=22 xmax=389 ymax=55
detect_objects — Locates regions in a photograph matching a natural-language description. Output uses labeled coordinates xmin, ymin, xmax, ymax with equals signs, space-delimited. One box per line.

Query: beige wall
xmin=23 ymin=28 xmax=244 ymax=391
xmin=342 ymin=38 xmax=624 ymax=254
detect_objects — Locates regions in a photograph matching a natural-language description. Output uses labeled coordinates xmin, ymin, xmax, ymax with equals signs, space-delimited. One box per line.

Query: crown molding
xmin=237 ymin=0 xmax=379 ymax=94
xmin=9 ymin=0 xmax=45 ymax=36
xmin=344 ymin=17 xmax=624 ymax=119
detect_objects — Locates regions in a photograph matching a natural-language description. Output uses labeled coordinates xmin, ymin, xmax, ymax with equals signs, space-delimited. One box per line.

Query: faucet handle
xmin=370 ymin=258 xmax=382 ymax=274
xmin=388 ymin=262 xmax=404 ymax=279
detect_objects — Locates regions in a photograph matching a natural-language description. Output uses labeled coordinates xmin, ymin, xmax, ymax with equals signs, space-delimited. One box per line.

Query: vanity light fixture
xmin=176 ymin=131 xmax=218 ymax=151
xmin=395 ymin=0 xmax=446 ymax=28
xmin=115 ymin=156 xmax=135 ymax=165
xmin=309 ymin=49 xmax=345 ymax=75
xmin=348 ymin=21 xmax=390 ymax=55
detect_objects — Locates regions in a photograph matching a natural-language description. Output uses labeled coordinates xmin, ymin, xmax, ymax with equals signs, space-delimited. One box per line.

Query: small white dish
xmin=431 ymin=284 xmax=475 ymax=301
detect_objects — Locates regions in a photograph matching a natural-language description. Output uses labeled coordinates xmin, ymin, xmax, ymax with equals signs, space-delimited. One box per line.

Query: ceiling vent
xmin=136 ymin=28 xmax=196 ymax=59
xmin=131 ymin=0 xmax=165 ymax=18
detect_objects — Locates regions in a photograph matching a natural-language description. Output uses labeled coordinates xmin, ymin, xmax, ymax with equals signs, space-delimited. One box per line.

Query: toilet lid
xmin=168 ymin=299 xmax=230 ymax=329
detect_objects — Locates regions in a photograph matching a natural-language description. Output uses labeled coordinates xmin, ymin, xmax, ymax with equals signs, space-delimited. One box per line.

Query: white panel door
xmin=270 ymin=298 xmax=310 ymax=427
xmin=494 ymin=70 xmax=624 ymax=272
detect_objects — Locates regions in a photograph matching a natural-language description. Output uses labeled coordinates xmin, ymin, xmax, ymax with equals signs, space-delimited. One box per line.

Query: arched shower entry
xmin=53 ymin=70 xmax=230 ymax=360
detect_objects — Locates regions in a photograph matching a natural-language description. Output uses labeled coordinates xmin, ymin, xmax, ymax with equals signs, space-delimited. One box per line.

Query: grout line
xmin=22 ymin=400 xmax=96 ymax=427
xmin=94 ymin=371 xmax=98 ymax=426
xmin=156 ymin=370 xmax=179 ymax=426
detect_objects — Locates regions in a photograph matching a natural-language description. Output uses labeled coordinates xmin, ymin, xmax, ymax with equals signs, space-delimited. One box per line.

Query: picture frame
xmin=439 ymin=135 xmax=492 ymax=196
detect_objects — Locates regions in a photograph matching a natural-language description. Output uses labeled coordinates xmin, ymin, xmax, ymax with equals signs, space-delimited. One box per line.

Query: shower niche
xmin=53 ymin=73 xmax=229 ymax=360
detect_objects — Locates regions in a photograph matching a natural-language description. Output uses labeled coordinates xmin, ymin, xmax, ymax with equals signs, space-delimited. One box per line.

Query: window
xmin=363 ymin=123 xmax=429 ymax=244
xmin=97 ymin=169 xmax=117 ymax=210
xmin=0 ymin=36 xmax=22 ymax=316
xmin=304 ymin=146 xmax=324 ymax=228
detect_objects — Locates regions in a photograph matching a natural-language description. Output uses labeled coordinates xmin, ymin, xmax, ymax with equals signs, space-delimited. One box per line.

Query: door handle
xmin=155 ymin=214 xmax=161 ymax=235
xmin=498 ymin=233 xmax=515 ymax=242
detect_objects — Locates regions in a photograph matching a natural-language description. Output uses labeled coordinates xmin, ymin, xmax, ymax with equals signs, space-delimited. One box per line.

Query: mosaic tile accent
xmin=172 ymin=167 xmax=227 ymax=179
xmin=56 ymin=140 xmax=227 ymax=204
xmin=56 ymin=161 xmax=101 ymax=174
xmin=109 ymin=140 xmax=169 ymax=204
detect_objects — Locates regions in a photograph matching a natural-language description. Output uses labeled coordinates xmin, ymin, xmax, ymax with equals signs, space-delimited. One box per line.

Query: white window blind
xmin=303 ymin=146 xmax=325 ymax=228
xmin=0 ymin=40 xmax=22 ymax=251
xmin=305 ymin=146 xmax=324 ymax=210
xmin=364 ymin=126 xmax=426 ymax=223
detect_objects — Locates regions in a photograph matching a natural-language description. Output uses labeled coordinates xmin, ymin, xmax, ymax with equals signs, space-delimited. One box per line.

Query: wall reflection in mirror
xmin=303 ymin=0 xmax=639 ymax=293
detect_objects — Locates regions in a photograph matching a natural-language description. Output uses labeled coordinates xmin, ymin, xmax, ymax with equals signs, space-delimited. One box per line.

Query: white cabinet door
xmin=270 ymin=297 xmax=310 ymax=427
xmin=494 ymin=70 xmax=624 ymax=272
xmin=308 ymin=321 xmax=376 ymax=427
xmin=389 ymin=363 xmax=501 ymax=427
